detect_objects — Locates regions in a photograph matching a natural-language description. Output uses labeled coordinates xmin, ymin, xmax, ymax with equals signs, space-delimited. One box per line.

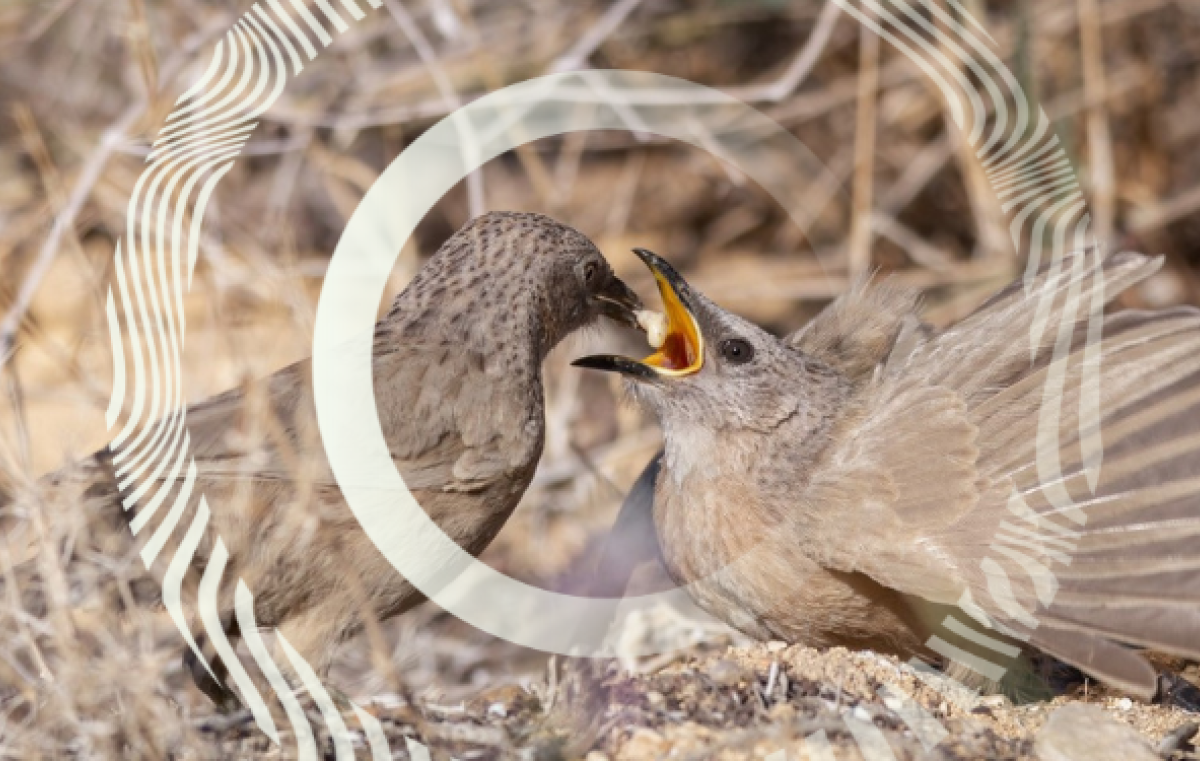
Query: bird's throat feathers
xmin=657 ymin=383 xmax=845 ymax=495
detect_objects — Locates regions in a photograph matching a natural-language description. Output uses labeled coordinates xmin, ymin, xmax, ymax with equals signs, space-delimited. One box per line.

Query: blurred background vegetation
xmin=2 ymin=0 xmax=1200 ymax=757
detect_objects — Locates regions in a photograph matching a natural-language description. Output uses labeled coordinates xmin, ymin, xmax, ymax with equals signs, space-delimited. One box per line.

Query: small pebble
xmin=1116 ymin=698 xmax=1133 ymax=712
xmin=766 ymin=641 xmax=787 ymax=653
xmin=707 ymin=659 xmax=745 ymax=687
xmin=1035 ymin=704 xmax=1158 ymax=761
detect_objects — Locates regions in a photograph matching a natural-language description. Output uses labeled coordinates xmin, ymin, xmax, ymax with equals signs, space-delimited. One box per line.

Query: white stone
xmin=1035 ymin=704 xmax=1157 ymax=761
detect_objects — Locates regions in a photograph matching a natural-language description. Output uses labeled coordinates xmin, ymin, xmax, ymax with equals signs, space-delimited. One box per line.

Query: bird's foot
xmin=325 ymin=684 xmax=355 ymax=712
xmin=184 ymin=647 xmax=242 ymax=713
xmin=1156 ymin=672 xmax=1200 ymax=713
xmin=293 ymin=683 xmax=375 ymax=730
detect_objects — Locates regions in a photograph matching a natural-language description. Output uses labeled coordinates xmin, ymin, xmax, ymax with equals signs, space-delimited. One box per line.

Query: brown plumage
xmin=577 ymin=247 xmax=1200 ymax=701
xmin=20 ymin=212 xmax=641 ymax=707
xmin=587 ymin=276 xmax=928 ymax=599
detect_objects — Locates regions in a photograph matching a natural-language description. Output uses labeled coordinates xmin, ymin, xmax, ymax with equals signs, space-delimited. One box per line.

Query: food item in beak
xmin=572 ymin=249 xmax=705 ymax=379
xmin=637 ymin=309 xmax=670 ymax=349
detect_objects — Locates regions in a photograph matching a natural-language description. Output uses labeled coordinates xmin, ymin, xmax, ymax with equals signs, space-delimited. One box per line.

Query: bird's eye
xmin=720 ymin=338 xmax=754 ymax=364
xmin=582 ymin=261 xmax=600 ymax=285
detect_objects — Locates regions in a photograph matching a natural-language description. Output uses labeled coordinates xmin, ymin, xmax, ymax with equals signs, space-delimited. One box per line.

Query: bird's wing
xmin=779 ymin=277 xmax=960 ymax=601
xmin=183 ymin=345 xmax=536 ymax=496
xmin=816 ymin=249 xmax=1200 ymax=697
xmin=373 ymin=339 xmax=542 ymax=493
xmin=786 ymin=277 xmax=930 ymax=383
xmin=799 ymin=374 xmax=982 ymax=603
xmin=184 ymin=359 xmax=339 ymax=488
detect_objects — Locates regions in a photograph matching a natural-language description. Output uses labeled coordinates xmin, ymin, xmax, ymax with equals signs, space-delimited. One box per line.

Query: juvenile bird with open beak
xmin=576 ymin=248 xmax=1200 ymax=702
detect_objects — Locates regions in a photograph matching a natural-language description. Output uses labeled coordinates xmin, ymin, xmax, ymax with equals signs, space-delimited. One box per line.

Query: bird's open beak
xmin=573 ymin=248 xmax=705 ymax=379
xmin=593 ymin=275 xmax=644 ymax=330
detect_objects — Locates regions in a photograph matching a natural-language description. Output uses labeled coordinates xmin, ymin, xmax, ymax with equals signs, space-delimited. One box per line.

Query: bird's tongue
xmin=650 ymin=332 xmax=694 ymax=370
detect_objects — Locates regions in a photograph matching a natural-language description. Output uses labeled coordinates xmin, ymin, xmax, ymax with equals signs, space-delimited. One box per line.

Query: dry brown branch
xmin=848 ymin=7 xmax=880 ymax=280
xmin=1131 ymin=183 xmax=1200 ymax=234
xmin=0 ymin=17 xmax=230 ymax=367
xmin=724 ymin=0 xmax=844 ymax=104
xmin=550 ymin=0 xmax=645 ymax=74
xmin=1079 ymin=0 xmax=1116 ymax=243
xmin=381 ymin=0 xmax=485 ymax=217
xmin=0 ymin=106 xmax=138 ymax=365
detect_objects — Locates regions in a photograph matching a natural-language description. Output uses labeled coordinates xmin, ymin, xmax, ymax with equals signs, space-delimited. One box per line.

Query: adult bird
xmin=576 ymin=247 xmax=1200 ymax=703
xmin=20 ymin=212 xmax=642 ymax=708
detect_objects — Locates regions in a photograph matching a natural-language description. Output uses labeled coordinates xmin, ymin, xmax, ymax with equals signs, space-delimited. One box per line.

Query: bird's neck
xmin=654 ymin=364 xmax=851 ymax=573
xmin=661 ymin=368 xmax=848 ymax=490
xmin=659 ymin=409 xmax=839 ymax=506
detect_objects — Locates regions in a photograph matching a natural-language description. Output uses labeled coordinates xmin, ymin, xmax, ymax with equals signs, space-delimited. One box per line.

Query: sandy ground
xmin=188 ymin=615 xmax=1198 ymax=760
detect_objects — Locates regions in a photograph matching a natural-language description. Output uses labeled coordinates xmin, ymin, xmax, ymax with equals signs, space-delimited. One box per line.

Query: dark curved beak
xmin=593 ymin=275 xmax=643 ymax=330
xmin=573 ymin=248 xmax=705 ymax=380
xmin=630 ymin=248 xmax=695 ymax=313
xmin=571 ymin=354 xmax=660 ymax=379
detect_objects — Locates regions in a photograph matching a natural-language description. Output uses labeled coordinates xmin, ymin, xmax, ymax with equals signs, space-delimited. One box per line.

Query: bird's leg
xmin=1156 ymin=672 xmax=1200 ymax=713
xmin=184 ymin=633 xmax=242 ymax=712
xmin=271 ymin=604 xmax=361 ymax=718
xmin=185 ymin=610 xmax=245 ymax=712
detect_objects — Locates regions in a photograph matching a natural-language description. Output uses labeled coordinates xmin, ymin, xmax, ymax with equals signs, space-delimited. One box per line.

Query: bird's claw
xmin=1156 ymin=672 xmax=1200 ymax=713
